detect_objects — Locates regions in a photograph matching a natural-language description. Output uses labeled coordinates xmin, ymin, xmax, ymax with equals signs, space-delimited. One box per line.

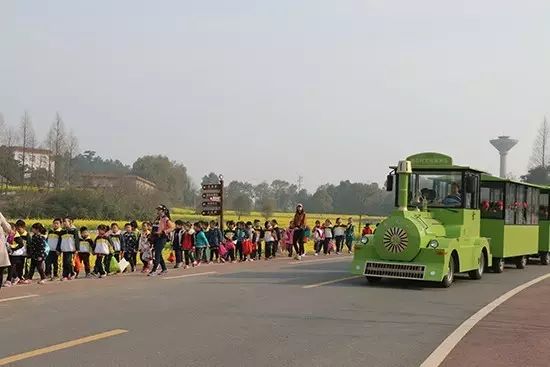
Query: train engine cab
xmin=351 ymin=153 xmax=491 ymax=288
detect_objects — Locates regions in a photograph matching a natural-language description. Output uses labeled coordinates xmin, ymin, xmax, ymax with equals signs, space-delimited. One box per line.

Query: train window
xmin=520 ymin=186 xmax=526 ymax=224
xmin=408 ymin=172 xmax=464 ymax=208
xmin=480 ymin=184 xmax=504 ymax=219
xmin=529 ymin=188 xmax=539 ymax=225
xmin=505 ymin=184 xmax=516 ymax=224
xmin=540 ymin=193 xmax=549 ymax=221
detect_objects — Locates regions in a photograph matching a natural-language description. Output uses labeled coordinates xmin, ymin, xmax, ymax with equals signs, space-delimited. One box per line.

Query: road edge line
xmin=420 ymin=272 xmax=550 ymax=367
xmin=162 ymin=271 xmax=217 ymax=280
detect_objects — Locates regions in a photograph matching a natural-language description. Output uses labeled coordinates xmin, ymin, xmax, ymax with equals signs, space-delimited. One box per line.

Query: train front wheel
xmin=468 ymin=252 xmax=485 ymax=280
xmin=540 ymin=252 xmax=550 ymax=266
xmin=440 ymin=257 xmax=455 ymax=288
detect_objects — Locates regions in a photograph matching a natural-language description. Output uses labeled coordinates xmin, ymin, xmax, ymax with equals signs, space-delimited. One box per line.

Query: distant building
xmin=11 ymin=146 xmax=54 ymax=177
xmin=80 ymin=173 xmax=157 ymax=192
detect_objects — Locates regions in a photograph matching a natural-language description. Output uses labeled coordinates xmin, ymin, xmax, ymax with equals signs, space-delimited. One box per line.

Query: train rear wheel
xmin=468 ymin=252 xmax=484 ymax=280
xmin=516 ymin=256 xmax=527 ymax=269
xmin=541 ymin=252 xmax=550 ymax=266
xmin=492 ymin=257 xmax=504 ymax=273
xmin=440 ymin=257 xmax=455 ymax=288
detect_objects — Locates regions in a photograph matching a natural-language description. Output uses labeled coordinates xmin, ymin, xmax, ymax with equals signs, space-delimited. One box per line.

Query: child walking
xmin=138 ymin=222 xmax=153 ymax=273
xmin=333 ymin=218 xmax=346 ymax=255
xmin=107 ymin=223 xmax=123 ymax=273
xmin=93 ymin=225 xmax=111 ymax=278
xmin=345 ymin=217 xmax=355 ymax=254
xmin=122 ymin=223 xmax=139 ymax=272
xmin=45 ymin=218 xmax=62 ymax=281
xmin=322 ymin=219 xmax=334 ymax=255
xmin=284 ymin=221 xmax=295 ymax=258
xmin=182 ymin=222 xmax=196 ymax=269
xmin=313 ymin=220 xmax=323 ymax=256
xmin=263 ymin=221 xmax=278 ymax=259
xmin=77 ymin=227 xmax=93 ymax=278
xmin=207 ymin=221 xmax=223 ymax=264
xmin=8 ymin=220 xmax=30 ymax=285
xmin=194 ymin=222 xmax=209 ymax=265
xmin=58 ymin=217 xmax=79 ymax=281
xmin=27 ymin=223 xmax=48 ymax=284
xmin=172 ymin=220 xmax=185 ymax=268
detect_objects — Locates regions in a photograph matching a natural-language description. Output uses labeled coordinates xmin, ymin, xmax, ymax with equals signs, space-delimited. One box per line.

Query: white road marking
xmin=287 ymin=256 xmax=352 ymax=266
xmin=0 ymin=294 xmax=39 ymax=303
xmin=162 ymin=271 xmax=217 ymax=280
xmin=302 ymin=275 xmax=362 ymax=289
xmin=420 ymin=272 xmax=550 ymax=367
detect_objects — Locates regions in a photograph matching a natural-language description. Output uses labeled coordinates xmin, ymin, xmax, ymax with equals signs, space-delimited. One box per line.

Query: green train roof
xmin=481 ymin=174 xmax=545 ymax=189
xmin=390 ymin=152 xmax=484 ymax=172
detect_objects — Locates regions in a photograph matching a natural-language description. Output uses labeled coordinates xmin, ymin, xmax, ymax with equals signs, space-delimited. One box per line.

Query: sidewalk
xmin=442 ymin=277 xmax=550 ymax=367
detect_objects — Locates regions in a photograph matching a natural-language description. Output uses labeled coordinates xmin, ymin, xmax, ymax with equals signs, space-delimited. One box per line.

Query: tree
xmin=19 ymin=111 xmax=36 ymax=181
xmin=201 ymin=172 xmax=220 ymax=185
xmin=0 ymin=146 xmax=21 ymax=185
xmin=529 ymin=117 xmax=549 ymax=168
xmin=260 ymin=197 xmax=276 ymax=220
xmin=521 ymin=166 xmax=550 ymax=185
xmin=45 ymin=113 xmax=68 ymax=186
xmin=309 ymin=188 xmax=333 ymax=213
xmin=233 ymin=194 xmax=253 ymax=219
xmin=65 ymin=130 xmax=79 ymax=185
xmin=131 ymin=155 xmax=193 ymax=205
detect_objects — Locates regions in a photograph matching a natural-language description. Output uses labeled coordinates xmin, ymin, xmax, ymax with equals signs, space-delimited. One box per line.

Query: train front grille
xmin=364 ymin=262 xmax=425 ymax=280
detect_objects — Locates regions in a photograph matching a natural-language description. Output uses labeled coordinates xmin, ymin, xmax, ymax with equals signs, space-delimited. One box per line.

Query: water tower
xmin=490 ymin=136 xmax=518 ymax=178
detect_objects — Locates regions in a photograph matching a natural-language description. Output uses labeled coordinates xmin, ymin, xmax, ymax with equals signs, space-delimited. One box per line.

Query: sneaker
xmin=49 ymin=277 xmax=55 ymax=282
xmin=147 ymin=272 xmax=157 ymax=277
xmin=98 ymin=274 xmax=104 ymax=279
xmin=61 ymin=277 xmax=68 ymax=281
xmin=13 ymin=277 xmax=20 ymax=285
xmin=336 ymin=252 xmax=340 ymax=255
xmin=3 ymin=281 xmax=12 ymax=287
xmin=160 ymin=270 xmax=168 ymax=276
xmin=298 ymin=255 xmax=302 ymax=261
xmin=208 ymin=261 xmax=213 ymax=265
xmin=21 ymin=279 xmax=31 ymax=285
xmin=38 ymin=280 xmax=46 ymax=285
xmin=183 ymin=265 xmax=189 ymax=270
xmin=314 ymin=253 xmax=319 ymax=256
xmin=348 ymin=251 xmax=353 ymax=255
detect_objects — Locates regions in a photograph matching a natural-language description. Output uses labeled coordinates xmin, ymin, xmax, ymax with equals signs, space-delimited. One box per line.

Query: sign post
xmin=201 ymin=175 xmax=224 ymax=228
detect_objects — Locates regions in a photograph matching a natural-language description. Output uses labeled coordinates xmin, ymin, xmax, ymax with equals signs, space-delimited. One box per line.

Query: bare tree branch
xmin=529 ymin=117 xmax=549 ymax=168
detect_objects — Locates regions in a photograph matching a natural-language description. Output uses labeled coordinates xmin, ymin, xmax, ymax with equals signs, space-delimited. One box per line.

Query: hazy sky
xmin=1 ymin=1 xmax=549 ymax=190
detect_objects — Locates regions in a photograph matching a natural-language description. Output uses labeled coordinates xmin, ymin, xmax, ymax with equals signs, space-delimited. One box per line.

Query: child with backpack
xmin=263 ymin=221 xmax=278 ymax=260
xmin=122 ymin=223 xmax=139 ymax=272
xmin=77 ymin=227 xmax=93 ymax=278
xmin=58 ymin=217 xmax=80 ymax=281
xmin=93 ymin=225 xmax=111 ymax=278
xmin=345 ymin=217 xmax=355 ymax=254
xmin=27 ymin=223 xmax=48 ymax=284
xmin=138 ymin=222 xmax=153 ymax=273
xmin=107 ymin=223 xmax=123 ymax=274
xmin=172 ymin=220 xmax=185 ymax=268
xmin=284 ymin=221 xmax=295 ymax=258
xmin=313 ymin=220 xmax=323 ymax=256
xmin=182 ymin=222 xmax=196 ymax=269
xmin=45 ymin=218 xmax=62 ymax=281
xmin=194 ymin=222 xmax=209 ymax=265
xmin=322 ymin=219 xmax=334 ymax=255
xmin=333 ymin=218 xmax=346 ymax=255
xmin=8 ymin=220 xmax=30 ymax=285
xmin=207 ymin=221 xmax=223 ymax=264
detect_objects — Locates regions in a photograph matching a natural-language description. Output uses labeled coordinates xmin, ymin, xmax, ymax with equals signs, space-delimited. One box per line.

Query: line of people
xmin=0 ymin=204 xmax=367 ymax=287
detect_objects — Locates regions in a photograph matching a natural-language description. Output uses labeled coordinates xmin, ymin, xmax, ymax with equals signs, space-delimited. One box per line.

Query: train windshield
xmin=408 ymin=171 xmax=464 ymax=208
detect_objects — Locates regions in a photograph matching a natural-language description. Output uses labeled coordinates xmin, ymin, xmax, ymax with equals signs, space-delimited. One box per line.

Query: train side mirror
xmin=465 ymin=176 xmax=476 ymax=193
xmin=386 ymin=175 xmax=394 ymax=191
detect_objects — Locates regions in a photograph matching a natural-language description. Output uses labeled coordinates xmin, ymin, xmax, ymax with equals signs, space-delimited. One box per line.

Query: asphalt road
xmin=1 ymin=257 xmax=549 ymax=367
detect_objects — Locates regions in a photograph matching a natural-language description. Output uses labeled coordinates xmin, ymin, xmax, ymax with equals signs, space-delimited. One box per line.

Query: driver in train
xmin=442 ymin=182 xmax=462 ymax=206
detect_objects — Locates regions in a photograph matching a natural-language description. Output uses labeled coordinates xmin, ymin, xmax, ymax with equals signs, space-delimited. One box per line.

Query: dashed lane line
xmin=162 ymin=271 xmax=217 ymax=280
xmin=0 ymin=329 xmax=128 ymax=366
xmin=302 ymin=275 xmax=362 ymax=289
xmin=0 ymin=294 xmax=39 ymax=303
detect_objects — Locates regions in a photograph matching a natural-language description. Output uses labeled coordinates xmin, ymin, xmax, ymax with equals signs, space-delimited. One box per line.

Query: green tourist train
xmin=351 ymin=152 xmax=491 ymax=287
xmin=352 ymin=152 xmax=550 ymax=287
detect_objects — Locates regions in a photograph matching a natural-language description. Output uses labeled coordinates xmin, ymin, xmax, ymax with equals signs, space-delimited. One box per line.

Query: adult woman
xmin=292 ymin=204 xmax=307 ymax=260
xmin=149 ymin=205 xmax=175 ymax=276
xmin=0 ymin=212 xmax=12 ymax=289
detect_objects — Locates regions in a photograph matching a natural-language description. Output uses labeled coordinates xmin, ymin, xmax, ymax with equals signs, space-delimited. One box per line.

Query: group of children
xmin=0 ymin=216 xmax=365 ymax=287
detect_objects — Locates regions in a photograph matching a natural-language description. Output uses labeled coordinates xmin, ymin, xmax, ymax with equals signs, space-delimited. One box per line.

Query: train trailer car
xmin=537 ymin=187 xmax=550 ymax=265
xmin=480 ymin=175 xmax=540 ymax=272
xmin=351 ymin=152 xmax=491 ymax=288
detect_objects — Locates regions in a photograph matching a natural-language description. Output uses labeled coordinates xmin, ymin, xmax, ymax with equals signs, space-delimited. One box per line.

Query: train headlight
xmin=428 ymin=240 xmax=439 ymax=249
xmin=360 ymin=236 xmax=369 ymax=245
